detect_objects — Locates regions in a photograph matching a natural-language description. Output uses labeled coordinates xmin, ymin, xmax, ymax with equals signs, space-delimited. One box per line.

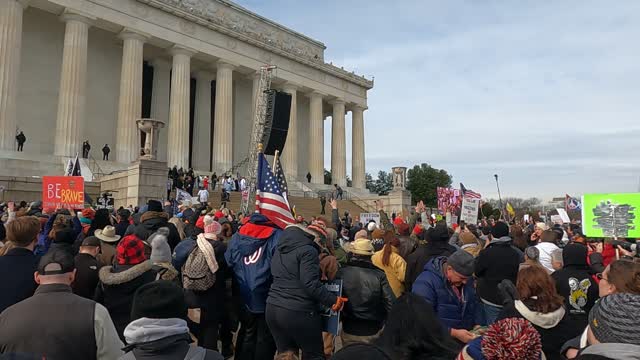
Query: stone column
xmin=115 ymin=29 xmax=147 ymax=163
xmin=308 ymin=91 xmax=324 ymax=184
xmin=166 ymin=46 xmax=195 ymax=169
xmin=54 ymin=11 xmax=92 ymax=157
xmin=330 ymin=99 xmax=347 ymax=187
xmin=192 ymin=70 xmax=214 ymax=171
xmin=280 ymin=83 xmax=298 ymax=179
xmin=0 ymin=0 xmax=29 ymax=151
xmin=351 ymin=105 xmax=366 ymax=189
xmin=150 ymin=58 xmax=171 ymax=162
xmin=212 ymin=61 xmax=234 ymax=174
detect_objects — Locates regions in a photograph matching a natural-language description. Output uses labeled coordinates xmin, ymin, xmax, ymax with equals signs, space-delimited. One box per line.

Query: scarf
xmin=196 ymin=233 xmax=219 ymax=273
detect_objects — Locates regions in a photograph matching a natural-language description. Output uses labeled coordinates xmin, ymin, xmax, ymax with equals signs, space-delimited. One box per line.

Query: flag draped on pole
xmin=256 ymin=153 xmax=294 ymax=229
xmin=460 ymin=183 xmax=481 ymax=199
xmin=67 ymin=153 xmax=81 ymax=177
xmin=506 ymin=203 xmax=516 ymax=217
xmin=273 ymin=153 xmax=290 ymax=207
xmin=176 ymin=188 xmax=191 ymax=203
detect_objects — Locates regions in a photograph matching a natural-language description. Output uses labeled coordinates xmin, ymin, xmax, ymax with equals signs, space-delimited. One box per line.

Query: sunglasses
xmin=596 ymin=273 xmax=608 ymax=282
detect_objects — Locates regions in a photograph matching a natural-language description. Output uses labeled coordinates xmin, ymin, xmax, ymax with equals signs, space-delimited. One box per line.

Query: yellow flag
xmin=506 ymin=203 xmax=515 ymax=217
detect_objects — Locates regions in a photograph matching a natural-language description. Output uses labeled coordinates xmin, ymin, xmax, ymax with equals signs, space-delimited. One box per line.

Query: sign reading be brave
xmin=42 ymin=176 xmax=85 ymax=210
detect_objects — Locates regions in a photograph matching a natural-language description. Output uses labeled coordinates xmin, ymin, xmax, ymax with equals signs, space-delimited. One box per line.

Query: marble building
xmin=0 ymin=0 xmax=373 ymax=189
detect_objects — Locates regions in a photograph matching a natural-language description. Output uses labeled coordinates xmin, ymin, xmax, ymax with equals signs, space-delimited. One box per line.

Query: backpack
xmin=182 ymin=241 xmax=217 ymax=291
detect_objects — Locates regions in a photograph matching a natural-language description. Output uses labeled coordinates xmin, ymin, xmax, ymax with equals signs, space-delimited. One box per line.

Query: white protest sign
xmin=460 ymin=197 xmax=480 ymax=225
xmin=524 ymin=214 xmax=530 ymax=223
xmin=446 ymin=212 xmax=452 ymax=227
xmin=550 ymin=215 xmax=563 ymax=224
xmin=556 ymin=208 xmax=570 ymax=223
xmin=360 ymin=212 xmax=381 ymax=226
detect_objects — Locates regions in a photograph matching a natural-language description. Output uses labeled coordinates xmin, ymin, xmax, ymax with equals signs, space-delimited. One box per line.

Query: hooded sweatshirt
xmin=475 ymin=236 xmax=522 ymax=306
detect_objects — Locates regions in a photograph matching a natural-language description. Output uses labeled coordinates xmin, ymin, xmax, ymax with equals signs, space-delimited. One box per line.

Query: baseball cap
xmin=38 ymin=249 xmax=75 ymax=275
xmin=81 ymin=236 xmax=101 ymax=247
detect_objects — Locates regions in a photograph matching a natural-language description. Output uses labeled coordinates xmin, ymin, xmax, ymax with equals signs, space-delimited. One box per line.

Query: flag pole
xmin=273 ymin=149 xmax=279 ymax=171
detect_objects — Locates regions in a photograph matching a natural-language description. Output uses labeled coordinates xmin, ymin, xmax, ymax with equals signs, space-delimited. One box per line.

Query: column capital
xmin=348 ymin=103 xmax=367 ymax=112
xmin=60 ymin=8 xmax=95 ymax=25
xmin=216 ymin=60 xmax=237 ymax=71
xmin=281 ymin=82 xmax=299 ymax=94
xmin=169 ymin=45 xmax=197 ymax=57
xmin=194 ymin=70 xmax=215 ymax=81
xmin=306 ymin=90 xmax=326 ymax=100
xmin=329 ymin=98 xmax=345 ymax=106
xmin=118 ymin=28 xmax=149 ymax=42
xmin=150 ymin=57 xmax=171 ymax=70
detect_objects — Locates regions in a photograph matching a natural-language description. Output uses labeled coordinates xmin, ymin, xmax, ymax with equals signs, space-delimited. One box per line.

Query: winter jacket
xmin=497 ymin=300 xmax=575 ymax=360
xmin=182 ymin=239 xmax=228 ymax=311
xmin=0 ymin=247 xmax=39 ymax=314
xmin=551 ymin=244 xmax=598 ymax=334
xmin=73 ymin=253 xmax=101 ymax=299
xmin=576 ymin=343 xmax=640 ymax=360
xmin=372 ymin=246 xmax=407 ymax=297
xmin=121 ymin=318 xmax=223 ymax=360
xmin=337 ymin=257 xmax=396 ymax=336
xmin=134 ymin=211 xmax=181 ymax=250
xmin=95 ymin=261 xmax=156 ymax=341
xmin=225 ymin=214 xmax=282 ymax=313
xmin=475 ymin=237 xmax=522 ymax=306
xmin=405 ymin=241 xmax=456 ymax=292
xmin=267 ymin=225 xmax=337 ymax=312
xmin=536 ymin=242 xmax=561 ymax=273
xmin=412 ymin=256 xmax=485 ymax=332
xmin=115 ymin=220 xmax=130 ymax=238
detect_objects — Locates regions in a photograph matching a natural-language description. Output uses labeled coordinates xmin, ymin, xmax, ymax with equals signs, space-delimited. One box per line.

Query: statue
xmin=392 ymin=166 xmax=407 ymax=190
xmin=136 ymin=119 xmax=165 ymax=160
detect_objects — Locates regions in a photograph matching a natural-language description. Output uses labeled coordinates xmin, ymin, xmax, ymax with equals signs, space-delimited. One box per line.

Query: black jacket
xmin=94 ymin=261 xmax=156 ymax=341
xmin=405 ymin=241 xmax=456 ymax=292
xmin=338 ymin=257 xmax=396 ymax=336
xmin=475 ymin=238 xmax=522 ymax=305
xmin=551 ymin=243 xmax=598 ymax=334
xmin=0 ymin=247 xmax=39 ymax=314
xmin=267 ymin=225 xmax=337 ymax=312
xmin=73 ymin=253 xmax=101 ymax=299
xmin=184 ymin=239 xmax=229 ymax=311
xmin=134 ymin=211 xmax=181 ymax=250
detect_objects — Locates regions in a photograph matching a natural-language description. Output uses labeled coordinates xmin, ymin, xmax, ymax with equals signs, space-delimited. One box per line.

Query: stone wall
xmin=99 ymin=160 xmax=168 ymax=208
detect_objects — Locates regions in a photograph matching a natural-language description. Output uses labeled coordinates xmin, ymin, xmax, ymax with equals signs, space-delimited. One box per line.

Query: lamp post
xmin=494 ymin=174 xmax=505 ymax=220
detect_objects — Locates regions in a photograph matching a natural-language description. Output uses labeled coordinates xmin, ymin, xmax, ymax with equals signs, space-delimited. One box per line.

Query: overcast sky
xmin=236 ymin=0 xmax=640 ymax=200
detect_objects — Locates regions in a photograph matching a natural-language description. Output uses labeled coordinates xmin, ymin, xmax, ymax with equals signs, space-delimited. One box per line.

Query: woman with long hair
xmin=372 ymin=230 xmax=407 ymax=297
xmin=372 ymin=293 xmax=460 ymax=360
xmin=498 ymin=265 xmax=573 ymax=360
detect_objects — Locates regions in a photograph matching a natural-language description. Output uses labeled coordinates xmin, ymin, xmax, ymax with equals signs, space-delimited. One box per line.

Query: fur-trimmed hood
xmin=99 ymin=260 xmax=154 ymax=285
xmin=515 ymin=300 xmax=566 ymax=329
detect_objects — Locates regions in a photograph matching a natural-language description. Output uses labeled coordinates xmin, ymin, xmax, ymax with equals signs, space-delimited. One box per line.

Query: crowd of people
xmin=0 ymin=197 xmax=639 ymax=360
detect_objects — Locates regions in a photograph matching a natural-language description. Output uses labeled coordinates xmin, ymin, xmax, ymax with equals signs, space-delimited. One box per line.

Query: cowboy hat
xmin=95 ymin=225 xmax=121 ymax=243
xmin=347 ymin=238 xmax=375 ymax=256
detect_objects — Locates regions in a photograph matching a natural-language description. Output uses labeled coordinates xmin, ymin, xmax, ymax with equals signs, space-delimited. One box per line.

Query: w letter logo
xmin=243 ymin=247 xmax=263 ymax=265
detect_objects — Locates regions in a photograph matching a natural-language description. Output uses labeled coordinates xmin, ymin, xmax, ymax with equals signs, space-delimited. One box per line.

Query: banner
xmin=550 ymin=215 xmax=563 ymax=224
xmin=42 ymin=176 xmax=85 ymax=210
xmin=556 ymin=208 xmax=570 ymax=223
xmin=360 ymin=212 xmax=381 ymax=226
xmin=582 ymin=193 xmax=640 ymax=238
xmin=460 ymin=196 xmax=481 ymax=225
xmin=321 ymin=279 xmax=343 ymax=335
xmin=437 ymin=187 xmax=462 ymax=215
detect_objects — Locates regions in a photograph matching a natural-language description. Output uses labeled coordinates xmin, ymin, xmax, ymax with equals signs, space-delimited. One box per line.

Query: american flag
xmin=255 ymin=153 xmax=294 ymax=229
xmin=460 ymin=183 xmax=481 ymax=199
xmin=273 ymin=153 xmax=289 ymax=206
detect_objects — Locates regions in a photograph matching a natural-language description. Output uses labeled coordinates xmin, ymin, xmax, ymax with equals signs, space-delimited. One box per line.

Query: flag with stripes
xmin=460 ymin=183 xmax=481 ymax=199
xmin=256 ymin=153 xmax=294 ymax=229
xmin=273 ymin=154 xmax=290 ymax=206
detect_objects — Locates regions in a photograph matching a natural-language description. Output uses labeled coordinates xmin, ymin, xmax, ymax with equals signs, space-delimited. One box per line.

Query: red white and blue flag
xmin=256 ymin=153 xmax=294 ymax=229
xmin=460 ymin=183 xmax=481 ymax=199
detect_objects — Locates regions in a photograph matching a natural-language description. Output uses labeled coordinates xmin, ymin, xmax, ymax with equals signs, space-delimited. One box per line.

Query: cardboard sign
xmin=556 ymin=208 xmax=570 ymax=223
xmin=582 ymin=193 xmax=640 ymax=238
xmin=42 ymin=176 xmax=85 ymax=209
xmin=360 ymin=212 xmax=381 ymax=226
xmin=460 ymin=197 xmax=480 ymax=225
xmin=437 ymin=187 xmax=462 ymax=215
xmin=550 ymin=215 xmax=563 ymax=225
xmin=321 ymin=279 xmax=343 ymax=335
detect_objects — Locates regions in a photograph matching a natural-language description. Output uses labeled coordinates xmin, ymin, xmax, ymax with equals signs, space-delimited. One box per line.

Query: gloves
xmin=497 ymin=279 xmax=518 ymax=306
xmin=331 ymin=297 xmax=348 ymax=312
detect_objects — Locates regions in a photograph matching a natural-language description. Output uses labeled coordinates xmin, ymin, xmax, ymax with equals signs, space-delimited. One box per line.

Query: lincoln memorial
xmin=0 ymin=0 xmax=373 ymax=191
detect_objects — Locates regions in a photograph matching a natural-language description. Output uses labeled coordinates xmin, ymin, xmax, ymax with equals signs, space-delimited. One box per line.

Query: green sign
xmin=582 ymin=193 xmax=640 ymax=238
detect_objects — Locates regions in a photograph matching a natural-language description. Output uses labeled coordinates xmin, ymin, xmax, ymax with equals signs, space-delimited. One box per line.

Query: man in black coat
xmin=102 ymin=144 xmax=110 ymax=160
xmin=0 ymin=216 xmax=40 ymax=313
xmin=15 ymin=131 xmax=26 ymax=151
xmin=404 ymin=223 xmax=456 ymax=292
xmin=338 ymin=239 xmax=395 ymax=345
xmin=73 ymin=236 xmax=102 ymax=299
xmin=134 ymin=200 xmax=181 ymax=250
xmin=474 ymin=221 xmax=522 ymax=325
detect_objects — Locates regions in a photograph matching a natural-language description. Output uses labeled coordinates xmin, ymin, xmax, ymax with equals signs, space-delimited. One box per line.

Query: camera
xmin=611 ymin=239 xmax=637 ymax=254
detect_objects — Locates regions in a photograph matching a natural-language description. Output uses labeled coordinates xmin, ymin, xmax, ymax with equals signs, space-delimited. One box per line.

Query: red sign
xmin=42 ymin=176 xmax=85 ymax=210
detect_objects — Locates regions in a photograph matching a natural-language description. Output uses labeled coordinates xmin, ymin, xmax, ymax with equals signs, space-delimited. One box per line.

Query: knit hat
xmin=355 ymin=229 xmax=368 ymax=240
xmin=307 ymin=224 xmax=328 ymax=238
xmin=491 ymin=222 xmax=510 ymax=238
xmin=149 ymin=230 xmax=171 ymax=263
xmin=130 ymin=280 xmax=188 ymax=321
xmin=81 ymin=208 xmax=95 ymax=220
xmin=203 ymin=215 xmax=221 ymax=240
xmin=447 ymin=250 xmax=474 ymax=277
xmin=214 ymin=211 xmax=224 ymax=219
xmin=460 ymin=232 xmax=478 ymax=246
xmin=428 ymin=223 xmax=450 ymax=242
xmin=147 ymin=200 xmax=163 ymax=212
xmin=481 ymin=317 xmax=542 ymax=360
xmin=588 ymin=293 xmax=640 ymax=344
xmin=116 ymin=235 xmax=147 ymax=265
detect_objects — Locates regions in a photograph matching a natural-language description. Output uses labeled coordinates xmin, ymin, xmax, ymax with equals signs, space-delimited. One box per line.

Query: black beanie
xmin=130 ymin=280 xmax=187 ymax=321
xmin=54 ymin=227 xmax=75 ymax=245
xmin=491 ymin=221 xmax=510 ymax=239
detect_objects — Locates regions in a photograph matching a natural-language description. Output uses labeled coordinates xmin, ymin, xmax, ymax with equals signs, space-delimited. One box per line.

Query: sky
xmin=235 ymin=0 xmax=640 ymax=200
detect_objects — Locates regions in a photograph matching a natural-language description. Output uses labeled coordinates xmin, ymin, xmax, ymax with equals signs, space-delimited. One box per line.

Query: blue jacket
xmin=412 ymin=256 xmax=485 ymax=332
xmin=172 ymin=237 xmax=197 ymax=271
xmin=225 ymin=214 xmax=281 ymax=313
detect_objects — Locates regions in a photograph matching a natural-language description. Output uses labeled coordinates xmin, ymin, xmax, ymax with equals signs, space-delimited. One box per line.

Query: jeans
xmin=482 ymin=302 xmax=503 ymax=325
xmin=265 ymin=304 xmax=324 ymax=360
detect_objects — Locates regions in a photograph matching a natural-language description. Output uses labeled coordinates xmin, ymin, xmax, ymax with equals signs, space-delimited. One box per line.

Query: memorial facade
xmin=0 ymin=0 xmax=373 ymax=188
